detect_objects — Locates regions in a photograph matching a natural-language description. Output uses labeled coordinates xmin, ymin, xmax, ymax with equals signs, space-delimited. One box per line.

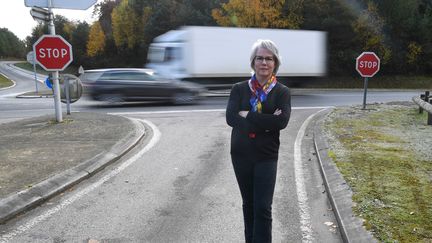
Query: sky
xmin=0 ymin=0 xmax=104 ymax=40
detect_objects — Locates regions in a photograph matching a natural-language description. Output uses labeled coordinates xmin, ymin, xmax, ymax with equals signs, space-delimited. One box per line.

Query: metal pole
xmin=33 ymin=52 xmax=38 ymax=94
xmin=48 ymin=1 xmax=63 ymax=122
xmin=65 ymin=78 xmax=71 ymax=115
xmin=420 ymin=94 xmax=424 ymax=114
xmin=362 ymin=77 xmax=368 ymax=110
xmin=428 ymin=99 xmax=432 ymax=126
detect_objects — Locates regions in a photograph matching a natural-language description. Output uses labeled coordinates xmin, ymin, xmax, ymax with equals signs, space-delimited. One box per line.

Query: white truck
xmin=146 ymin=26 xmax=327 ymax=84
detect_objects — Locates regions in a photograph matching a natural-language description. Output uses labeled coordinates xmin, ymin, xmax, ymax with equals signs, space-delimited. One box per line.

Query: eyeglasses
xmin=255 ymin=56 xmax=275 ymax=63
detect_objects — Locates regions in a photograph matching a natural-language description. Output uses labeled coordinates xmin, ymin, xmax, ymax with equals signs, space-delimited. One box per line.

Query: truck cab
xmin=146 ymin=30 xmax=186 ymax=80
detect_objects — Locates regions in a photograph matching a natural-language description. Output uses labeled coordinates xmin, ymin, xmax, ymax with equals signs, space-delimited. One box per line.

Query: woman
xmin=226 ymin=39 xmax=291 ymax=243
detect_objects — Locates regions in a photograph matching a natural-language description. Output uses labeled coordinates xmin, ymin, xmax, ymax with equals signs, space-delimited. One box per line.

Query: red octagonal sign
xmin=356 ymin=52 xmax=380 ymax=77
xmin=33 ymin=35 xmax=73 ymax=71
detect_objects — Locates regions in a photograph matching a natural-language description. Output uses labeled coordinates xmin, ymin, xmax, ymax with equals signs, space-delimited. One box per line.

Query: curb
xmin=0 ymin=116 xmax=147 ymax=224
xmin=312 ymin=109 xmax=377 ymax=243
xmin=15 ymin=93 xmax=53 ymax=98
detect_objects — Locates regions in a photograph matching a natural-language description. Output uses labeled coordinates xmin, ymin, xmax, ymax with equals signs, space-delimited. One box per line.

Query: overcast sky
xmin=0 ymin=0 xmax=103 ymax=40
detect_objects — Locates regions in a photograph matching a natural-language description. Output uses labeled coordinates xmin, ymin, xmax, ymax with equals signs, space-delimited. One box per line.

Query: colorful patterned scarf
xmin=248 ymin=74 xmax=277 ymax=113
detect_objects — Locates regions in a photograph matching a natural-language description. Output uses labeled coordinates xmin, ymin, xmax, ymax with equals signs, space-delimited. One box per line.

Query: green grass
xmin=14 ymin=62 xmax=78 ymax=76
xmin=302 ymin=76 xmax=432 ymax=89
xmin=0 ymin=73 xmax=14 ymax=88
xmin=325 ymin=105 xmax=432 ymax=242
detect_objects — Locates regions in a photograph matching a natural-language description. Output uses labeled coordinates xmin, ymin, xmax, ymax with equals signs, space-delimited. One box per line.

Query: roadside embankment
xmin=322 ymin=102 xmax=432 ymax=242
xmin=0 ymin=73 xmax=14 ymax=89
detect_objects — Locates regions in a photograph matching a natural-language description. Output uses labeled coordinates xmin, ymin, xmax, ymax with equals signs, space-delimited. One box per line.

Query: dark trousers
xmin=232 ymin=156 xmax=278 ymax=243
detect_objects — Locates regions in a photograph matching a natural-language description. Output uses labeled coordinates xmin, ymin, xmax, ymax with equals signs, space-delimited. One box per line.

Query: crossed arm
xmin=226 ymin=83 xmax=291 ymax=132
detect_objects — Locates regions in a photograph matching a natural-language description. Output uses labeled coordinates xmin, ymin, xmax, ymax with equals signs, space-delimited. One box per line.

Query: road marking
xmin=294 ymin=109 xmax=327 ymax=243
xmin=293 ymin=106 xmax=333 ymax=110
xmin=0 ymin=92 xmax=27 ymax=98
xmin=108 ymin=106 xmax=332 ymax=115
xmin=108 ymin=109 xmax=226 ymax=115
xmin=0 ymin=119 xmax=161 ymax=243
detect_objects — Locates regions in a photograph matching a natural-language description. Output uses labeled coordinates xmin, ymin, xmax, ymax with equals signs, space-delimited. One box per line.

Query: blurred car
xmin=79 ymin=68 xmax=206 ymax=104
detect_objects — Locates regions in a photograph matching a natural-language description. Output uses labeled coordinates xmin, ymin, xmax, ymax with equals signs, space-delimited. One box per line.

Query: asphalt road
xmin=0 ymin=108 xmax=342 ymax=242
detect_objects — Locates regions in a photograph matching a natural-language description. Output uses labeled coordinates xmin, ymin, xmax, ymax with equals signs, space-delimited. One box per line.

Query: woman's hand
xmin=239 ymin=111 xmax=249 ymax=118
xmin=274 ymin=109 xmax=282 ymax=116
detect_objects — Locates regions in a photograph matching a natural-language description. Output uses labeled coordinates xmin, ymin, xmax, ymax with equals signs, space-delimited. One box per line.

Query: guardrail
xmin=413 ymin=91 xmax=432 ymax=125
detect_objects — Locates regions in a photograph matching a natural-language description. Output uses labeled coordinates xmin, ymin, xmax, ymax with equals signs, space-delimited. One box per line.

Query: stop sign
xmin=33 ymin=35 xmax=73 ymax=71
xmin=356 ymin=52 xmax=380 ymax=77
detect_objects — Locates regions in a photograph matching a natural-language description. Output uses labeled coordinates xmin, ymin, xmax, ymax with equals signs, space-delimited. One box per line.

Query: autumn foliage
xmin=5 ymin=0 xmax=430 ymax=76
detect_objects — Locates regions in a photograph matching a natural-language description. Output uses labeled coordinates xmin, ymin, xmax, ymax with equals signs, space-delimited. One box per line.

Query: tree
xmin=92 ymin=0 xmax=120 ymax=62
xmin=71 ymin=21 xmax=90 ymax=66
xmin=53 ymin=15 xmax=72 ymax=40
xmin=111 ymin=0 xmax=142 ymax=49
xmin=352 ymin=1 xmax=392 ymax=66
xmin=0 ymin=28 xmax=25 ymax=58
xmin=25 ymin=15 xmax=75 ymax=52
xmin=25 ymin=23 xmax=47 ymax=53
xmin=212 ymin=0 xmax=301 ymax=28
xmin=301 ymin=0 xmax=363 ymax=76
xmin=371 ymin=0 xmax=432 ymax=73
xmin=87 ymin=21 xmax=106 ymax=57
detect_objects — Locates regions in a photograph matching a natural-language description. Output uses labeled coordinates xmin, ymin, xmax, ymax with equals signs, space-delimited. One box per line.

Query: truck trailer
xmin=146 ymin=26 xmax=327 ymax=84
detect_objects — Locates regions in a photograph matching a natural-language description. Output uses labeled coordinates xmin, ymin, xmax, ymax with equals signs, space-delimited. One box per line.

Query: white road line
xmin=293 ymin=106 xmax=333 ymax=110
xmin=0 ymin=92 xmax=28 ymax=98
xmin=108 ymin=106 xmax=332 ymax=115
xmin=293 ymin=109 xmax=327 ymax=243
xmin=0 ymin=119 xmax=161 ymax=243
xmin=108 ymin=109 xmax=226 ymax=115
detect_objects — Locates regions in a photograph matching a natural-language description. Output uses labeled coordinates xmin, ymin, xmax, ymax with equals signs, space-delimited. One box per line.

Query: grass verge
xmin=324 ymin=103 xmax=432 ymax=242
xmin=0 ymin=73 xmax=14 ymax=88
xmin=14 ymin=62 xmax=78 ymax=76
xmin=295 ymin=76 xmax=432 ymax=89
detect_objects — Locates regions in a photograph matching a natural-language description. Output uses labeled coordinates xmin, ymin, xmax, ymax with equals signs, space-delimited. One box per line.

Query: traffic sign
xmin=26 ymin=51 xmax=35 ymax=65
xmin=356 ymin=52 xmax=380 ymax=77
xmin=30 ymin=6 xmax=51 ymax=22
xmin=33 ymin=35 xmax=73 ymax=71
xmin=45 ymin=76 xmax=53 ymax=89
xmin=25 ymin=0 xmax=97 ymax=10
xmin=59 ymin=74 xmax=83 ymax=104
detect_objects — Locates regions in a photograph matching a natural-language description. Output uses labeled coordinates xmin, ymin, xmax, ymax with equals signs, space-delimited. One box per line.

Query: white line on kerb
xmin=294 ymin=109 xmax=326 ymax=243
xmin=0 ymin=119 xmax=161 ymax=243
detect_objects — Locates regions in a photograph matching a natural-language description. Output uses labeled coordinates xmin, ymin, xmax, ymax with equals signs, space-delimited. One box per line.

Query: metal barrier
xmin=413 ymin=91 xmax=432 ymax=125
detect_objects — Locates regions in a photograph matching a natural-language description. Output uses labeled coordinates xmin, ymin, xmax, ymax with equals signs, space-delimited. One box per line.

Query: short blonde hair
xmin=250 ymin=39 xmax=281 ymax=74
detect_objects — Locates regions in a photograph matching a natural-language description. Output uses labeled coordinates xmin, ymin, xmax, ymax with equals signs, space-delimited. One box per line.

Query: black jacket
xmin=226 ymin=80 xmax=291 ymax=161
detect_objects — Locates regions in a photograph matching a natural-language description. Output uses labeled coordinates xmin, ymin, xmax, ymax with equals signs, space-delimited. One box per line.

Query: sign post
xmin=59 ymin=74 xmax=83 ymax=115
xmin=26 ymin=51 xmax=39 ymax=94
xmin=356 ymin=52 xmax=380 ymax=109
xmin=33 ymin=34 xmax=73 ymax=122
xmin=30 ymin=6 xmax=50 ymax=22
xmin=25 ymin=0 xmax=97 ymax=10
xmin=27 ymin=0 xmax=97 ymax=122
